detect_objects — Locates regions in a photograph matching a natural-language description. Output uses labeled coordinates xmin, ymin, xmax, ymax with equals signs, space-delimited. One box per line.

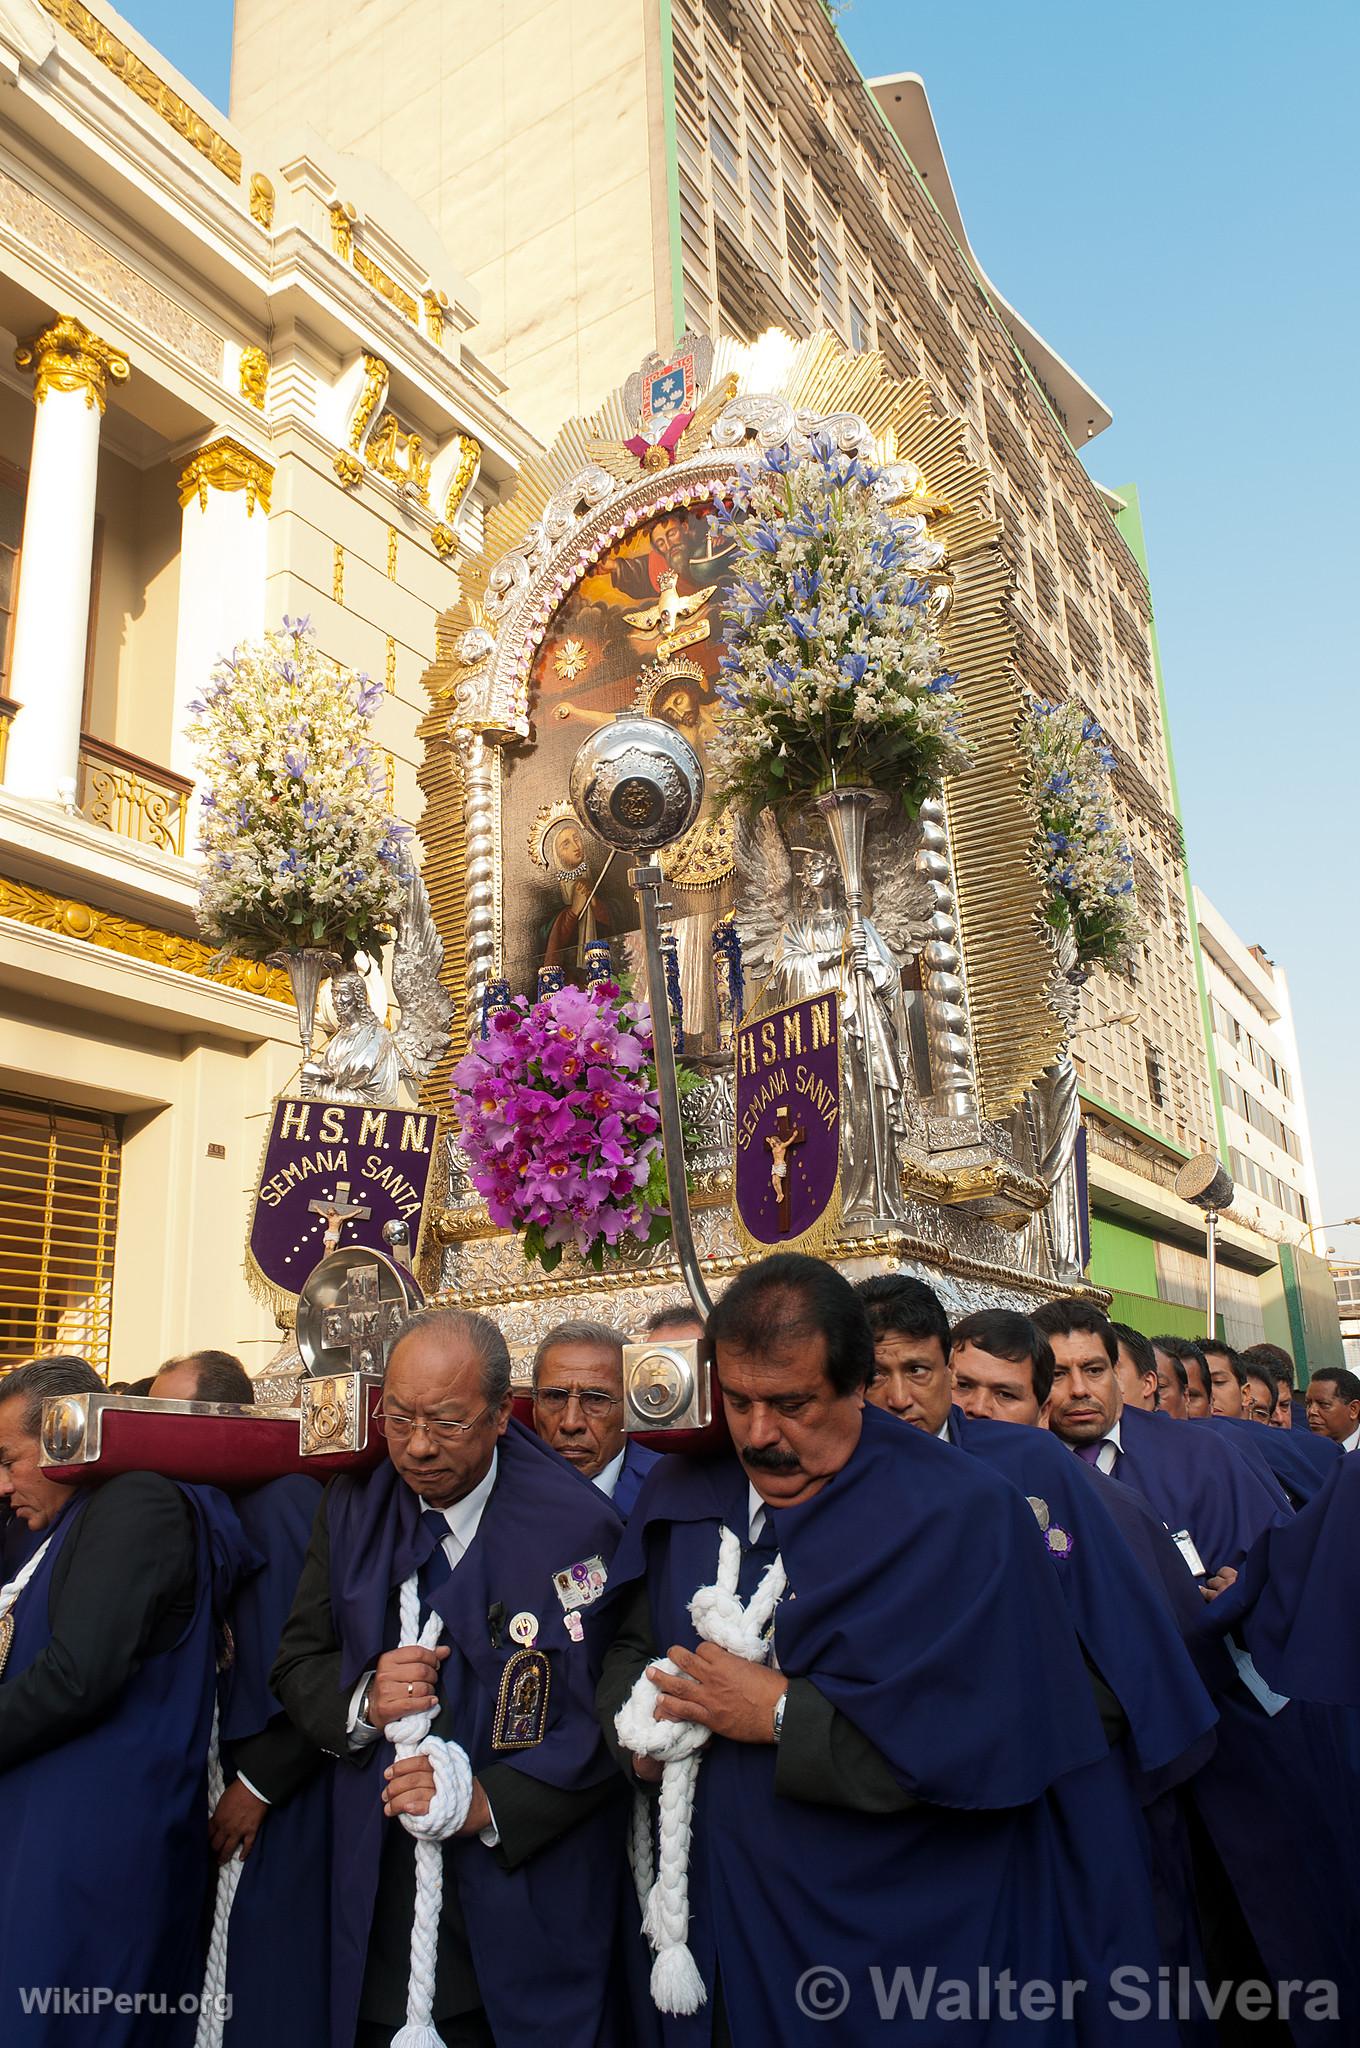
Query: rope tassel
xmin=615 ymin=1530 xmax=786 ymax=2015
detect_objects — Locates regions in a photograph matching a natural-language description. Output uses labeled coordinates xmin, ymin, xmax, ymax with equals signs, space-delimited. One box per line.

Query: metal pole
xmin=629 ymin=860 xmax=712 ymax=1320
xmin=1205 ymin=1206 xmax=1219 ymax=1342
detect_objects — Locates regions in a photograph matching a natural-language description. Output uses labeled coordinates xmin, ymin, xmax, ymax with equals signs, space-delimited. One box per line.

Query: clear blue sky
xmin=122 ymin=0 xmax=1360 ymax=1257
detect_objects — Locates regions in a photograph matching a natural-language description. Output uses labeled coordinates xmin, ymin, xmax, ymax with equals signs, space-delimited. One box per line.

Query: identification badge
xmin=492 ymin=1647 xmax=551 ymax=1751
xmin=508 ymin=1611 xmax=539 ymax=1648
xmin=1169 ymin=1528 xmax=1206 ymax=1577
xmin=553 ymin=1555 xmax=608 ymax=1612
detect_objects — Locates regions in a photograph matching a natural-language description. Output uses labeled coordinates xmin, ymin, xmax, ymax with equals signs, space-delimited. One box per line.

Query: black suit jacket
xmin=0 ymin=1474 xmax=197 ymax=1770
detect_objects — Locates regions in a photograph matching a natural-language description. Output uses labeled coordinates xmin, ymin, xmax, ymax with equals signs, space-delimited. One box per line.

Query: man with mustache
xmin=599 ymin=1254 xmax=1157 ymax=2044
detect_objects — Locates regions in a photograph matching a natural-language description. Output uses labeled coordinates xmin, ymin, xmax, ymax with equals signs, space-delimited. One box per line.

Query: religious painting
xmin=499 ymin=498 xmax=740 ymax=1049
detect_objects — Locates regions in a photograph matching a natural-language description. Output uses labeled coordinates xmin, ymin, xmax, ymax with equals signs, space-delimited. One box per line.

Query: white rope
xmin=386 ymin=1572 xmax=475 ymax=2048
xmin=195 ymin=1700 xmax=242 ymax=2048
xmin=615 ymin=1527 xmax=786 ymax=2015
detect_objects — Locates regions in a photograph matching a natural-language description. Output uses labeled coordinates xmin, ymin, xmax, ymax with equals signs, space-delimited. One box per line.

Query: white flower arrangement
xmin=190 ymin=617 xmax=408 ymax=961
xmin=1020 ymin=697 xmax=1143 ymax=970
xmin=706 ymin=435 xmax=970 ymax=815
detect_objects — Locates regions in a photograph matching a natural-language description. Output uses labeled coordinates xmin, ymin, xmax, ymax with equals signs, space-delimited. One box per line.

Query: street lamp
xmin=1303 ymin=1216 xmax=1360 ymax=1257
xmin=1173 ymin=1152 xmax=1234 ymax=1341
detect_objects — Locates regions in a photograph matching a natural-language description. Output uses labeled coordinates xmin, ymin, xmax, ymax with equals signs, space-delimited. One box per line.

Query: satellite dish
xmin=1173 ymin=1152 xmax=1234 ymax=1213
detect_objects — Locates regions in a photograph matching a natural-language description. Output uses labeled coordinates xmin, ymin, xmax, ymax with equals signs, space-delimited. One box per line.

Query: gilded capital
xmin=177 ymin=436 xmax=274 ymax=517
xmin=15 ymin=315 xmax=130 ymax=412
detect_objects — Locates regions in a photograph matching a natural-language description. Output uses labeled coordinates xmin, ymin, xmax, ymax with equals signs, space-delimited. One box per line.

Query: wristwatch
xmin=772 ymin=1689 xmax=788 ymax=1743
xmin=358 ymin=1679 xmax=376 ymax=1730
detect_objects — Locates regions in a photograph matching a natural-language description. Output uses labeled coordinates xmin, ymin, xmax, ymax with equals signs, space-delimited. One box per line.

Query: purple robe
xmin=612 ymin=1403 xmax=1165 ymax=2045
xmin=324 ymin=1423 xmax=626 ymax=2048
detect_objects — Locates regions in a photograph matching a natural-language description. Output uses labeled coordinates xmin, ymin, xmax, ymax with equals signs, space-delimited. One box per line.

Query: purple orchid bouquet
xmin=450 ymin=979 xmax=671 ymax=1273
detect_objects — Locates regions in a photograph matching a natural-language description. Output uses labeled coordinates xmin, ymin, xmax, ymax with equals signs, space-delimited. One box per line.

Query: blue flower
xmin=749 ymin=523 xmax=780 ymax=554
xmin=788 ymin=606 xmax=821 ymax=645
xmin=283 ymin=749 xmax=307 ymax=778
xmin=790 ymin=566 xmax=822 ymax=606
xmin=733 ymin=577 xmax=770 ymax=625
xmin=301 ymin=798 xmax=328 ymax=829
xmin=716 ymin=683 xmax=743 ymax=710
xmin=1046 ymin=771 xmax=1073 ymax=797
xmin=839 ymin=651 xmax=870 ymax=687
xmin=1081 ymin=718 xmax=1104 ymax=744
xmin=848 ymin=584 xmax=885 ymax=623
xmin=927 ymin=672 xmax=958 ymax=695
xmin=899 ymin=578 xmax=931 ymax=609
xmin=1047 ymin=830 xmax=1071 ymax=853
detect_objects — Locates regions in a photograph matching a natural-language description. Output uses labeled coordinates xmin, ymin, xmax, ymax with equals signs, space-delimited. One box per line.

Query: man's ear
xmin=1037 ymin=1400 xmax=1052 ymax=1430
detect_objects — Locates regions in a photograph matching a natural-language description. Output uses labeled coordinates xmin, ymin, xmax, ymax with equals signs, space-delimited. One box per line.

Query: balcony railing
xmin=77 ymin=735 xmax=192 ymax=859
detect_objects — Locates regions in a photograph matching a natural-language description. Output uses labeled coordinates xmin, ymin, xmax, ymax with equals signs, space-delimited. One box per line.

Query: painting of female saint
xmin=500 ymin=499 xmax=739 ymax=1039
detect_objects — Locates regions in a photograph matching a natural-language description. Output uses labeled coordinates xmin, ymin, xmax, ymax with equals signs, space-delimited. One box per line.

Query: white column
xmin=171 ymin=438 xmax=273 ymax=782
xmin=4 ymin=316 xmax=128 ymax=803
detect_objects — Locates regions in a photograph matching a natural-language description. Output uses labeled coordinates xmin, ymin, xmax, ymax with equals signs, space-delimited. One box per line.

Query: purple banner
xmin=733 ymin=992 xmax=841 ymax=1251
xmin=248 ymin=1099 xmax=437 ymax=1297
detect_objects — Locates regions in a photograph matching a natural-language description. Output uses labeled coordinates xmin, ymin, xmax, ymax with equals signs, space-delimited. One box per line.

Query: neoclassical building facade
xmin=0 ymin=0 xmax=535 ymax=1375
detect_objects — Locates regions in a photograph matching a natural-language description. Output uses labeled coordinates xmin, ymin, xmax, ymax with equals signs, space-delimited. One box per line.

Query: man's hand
xmin=209 ymin=1777 xmax=269 ymax=1864
xmin=1201 ymin=1566 xmax=1239 ymax=1602
xmin=383 ymin=1754 xmax=436 ymax=1818
xmin=382 ymin=1762 xmax=492 ymax=1837
xmin=631 ymin=1753 xmax=664 ymax=1784
xmin=368 ymin=1644 xmax=451 ymax=1732
xmin=647 ymin=1642 xmax=788 ymax=1743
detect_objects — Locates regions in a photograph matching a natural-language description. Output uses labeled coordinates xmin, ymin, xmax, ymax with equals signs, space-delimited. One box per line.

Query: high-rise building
xmin=231 ymin=0 xmax=1230 ymax=1277
xmin=1195 ymin=889 xmax=1323 ymax=1246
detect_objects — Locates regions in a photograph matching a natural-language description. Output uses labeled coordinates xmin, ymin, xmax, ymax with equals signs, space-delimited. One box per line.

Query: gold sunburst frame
xmin=416 ymin=328 xmax=1064 ymax=1117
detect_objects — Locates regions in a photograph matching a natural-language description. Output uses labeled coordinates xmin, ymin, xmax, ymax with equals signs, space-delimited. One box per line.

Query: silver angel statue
xmin=735 ymin=809 xmax=934 ymax=1230
xmin=315 ymin=862 xmax=454 ymax=1108
xmin=1013 ymin=930 xmax=1085 ymax=1279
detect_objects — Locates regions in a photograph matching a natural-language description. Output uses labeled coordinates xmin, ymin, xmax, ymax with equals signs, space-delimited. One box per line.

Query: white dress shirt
xmin=1343 ymin=1423 xmax=1360 ymax=1455
xmin=593 ymin=1446 xmax=627 ymax=1499
xmin=347 ymin=1450 xmax=500 ymax=1744
xmin=1090 ymin=1417 xmax=1124 ymax=1476
xmin=747 ymin=1481 xmax=767 ymax=1545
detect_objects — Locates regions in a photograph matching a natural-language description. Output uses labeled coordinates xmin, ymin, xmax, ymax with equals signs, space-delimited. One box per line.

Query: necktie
xmin=418 ymin=1507 xmax=454 ymax=1598
xmin=1075 ymin=1440 xmax=1105 ymax=1467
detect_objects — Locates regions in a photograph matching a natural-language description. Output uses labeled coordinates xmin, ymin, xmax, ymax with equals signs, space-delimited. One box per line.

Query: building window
xmin=0 ymin=1093 xmax=122 ymax=1379
xmin=1143 ymin=1042 xmax=1167 ymax=1109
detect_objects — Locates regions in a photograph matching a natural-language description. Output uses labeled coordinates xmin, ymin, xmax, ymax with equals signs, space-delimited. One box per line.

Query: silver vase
xmin=813 ymin=785 xmax=908 ymax=1232
xmin=267 ymin=945 xmax=343 ymax=1097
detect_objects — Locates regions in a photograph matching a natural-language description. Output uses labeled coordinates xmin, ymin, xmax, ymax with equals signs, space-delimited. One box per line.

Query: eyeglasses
xmin=375 ymin=1403 xmax=495 ymax=1444
xmin=534 ymin=1388 xmax=623 ymax=1421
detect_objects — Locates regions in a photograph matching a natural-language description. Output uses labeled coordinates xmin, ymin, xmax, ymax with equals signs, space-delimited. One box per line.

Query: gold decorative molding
xmin=238 ymin=346 xmax=268 ymax=410
xmin=423 ymin=290 xmax=448 ymax=345
xmin=248 ymin=173 xmax=275 ymax=228
xmin=15 ymin=315 xmax=129 ymax=412
xmin=354 ymin=250 xmax=420 ymax=325
xmin=332 ymin=545 xmax=345 ymax=605
xmin=176 ymin=436 xmax=273 ymax=516
xmin=39 ymin=1 xmax=242 ymax=184
xmin=328 ymin=200 xmax=420 ymax=325
xmin=385 ymin=638 xmax=397 ymax=695
xmin=366 ymin=413 xmax=430 ymax=502
xmin=329 ymin=202 xmax=355 ymax=259
xmin=0 ymin=874 xmax=292 ymax=1004
xmin=443 ymin=432 xmax=481 ymax=523
xmin=333 ymin=353 xmax=389 ymax=488
xmin=387 ymin=526 xmax=399 ymax=581
xmin=431 ymin=524 xmax=457 ymax=560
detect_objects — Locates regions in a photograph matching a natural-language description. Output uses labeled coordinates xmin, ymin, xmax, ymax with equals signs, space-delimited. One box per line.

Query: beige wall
xmin=2 ymin=931 xmax=299 ymax=1375
xmin=232 ymin=0 xmax=667 ymax=438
